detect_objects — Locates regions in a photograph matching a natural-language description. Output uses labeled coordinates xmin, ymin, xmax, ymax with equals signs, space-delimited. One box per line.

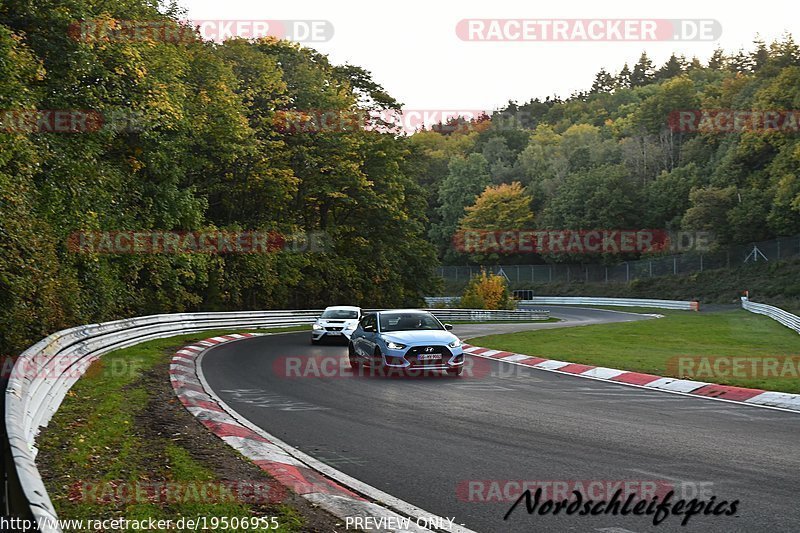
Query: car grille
xmin=405 ymin=345 xmax=452 ymax=367
xmin=325 ymin=327 xmax=343 ymax=331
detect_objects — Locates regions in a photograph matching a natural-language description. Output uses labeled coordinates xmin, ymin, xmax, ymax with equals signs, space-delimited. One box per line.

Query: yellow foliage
xmin=460 ymin=269 xmax=514 ymax=310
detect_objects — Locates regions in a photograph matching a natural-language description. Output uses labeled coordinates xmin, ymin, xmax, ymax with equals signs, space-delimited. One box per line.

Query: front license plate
xmin=327 ymin=331 xmax=342 ymax=336
xmin=418 ymin=354 xmax=441 ymax=361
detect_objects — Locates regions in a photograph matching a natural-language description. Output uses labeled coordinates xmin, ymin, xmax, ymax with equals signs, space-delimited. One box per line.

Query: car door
xmin=356 ymin=313 xmax=377 ymax=356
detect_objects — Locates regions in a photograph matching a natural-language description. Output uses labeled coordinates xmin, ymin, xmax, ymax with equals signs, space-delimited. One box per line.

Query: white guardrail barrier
xmin=518 ymin=296 xmax=700 ymax=310
xmin=741 ymin=297 xmax=800 ymax=334
xmin=426 ymin=295 xmax=700 ymax=310
xmin=3 ymin=307 xmax=549 ymax=530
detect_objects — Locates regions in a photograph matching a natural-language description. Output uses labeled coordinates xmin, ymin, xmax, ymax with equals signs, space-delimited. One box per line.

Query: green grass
xmin=36 ymin=326 xmax=310 ymax=532
xmin=470 ymin=310 xmax=800 ymax=393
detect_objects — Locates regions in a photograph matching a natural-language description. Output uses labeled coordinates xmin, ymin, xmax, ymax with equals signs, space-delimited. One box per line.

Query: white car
xmin=311 ymin=306 xmax=362 ymax=344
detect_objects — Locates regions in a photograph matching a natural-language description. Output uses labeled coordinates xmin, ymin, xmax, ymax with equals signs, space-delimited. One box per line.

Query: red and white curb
xmin=462 ymin=344 xmax=800 ymax=413
xmin=171 ymin=334 xmax=475 ymax=533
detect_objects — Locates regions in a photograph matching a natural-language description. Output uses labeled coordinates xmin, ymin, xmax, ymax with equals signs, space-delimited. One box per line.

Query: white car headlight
xmin=448 ymin=339 xmax=462 ymax=348
xmin=312 ymin=323 xmax=324 ymax=330
xmin=386 ymin=341 xmax=407 ymax=350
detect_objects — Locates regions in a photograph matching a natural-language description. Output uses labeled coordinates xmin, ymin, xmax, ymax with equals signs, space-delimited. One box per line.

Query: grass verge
xmin=469 ymin=309 xmax=800 ymax=394
xmin=36 ymin=326 xmax=348 ymax=532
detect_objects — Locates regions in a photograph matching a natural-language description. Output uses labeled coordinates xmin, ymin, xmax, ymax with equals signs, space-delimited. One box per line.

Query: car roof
xmin=324 ymin=306 xmax=361 ymax=311
xmin=378 ymin=309 xmax=429 ymax=315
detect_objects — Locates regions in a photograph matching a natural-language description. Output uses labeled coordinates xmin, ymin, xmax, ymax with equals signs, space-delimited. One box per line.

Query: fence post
xmin=626 ymin=262 xmax=630 ymax=282
xmin=673 ymin=256 xmax=677 ymax=275
xmin=649 ymin=260 xmax=653 ymax=277
xmin=777 ymin=240 xmax=781 ymax=260
xmin=549 ymin=266 xmax=552 ymax=283
xmin=700 ymin=254 xmax=703 ymax=272
xmin=605 ymin=266 xmax=608 ymax=283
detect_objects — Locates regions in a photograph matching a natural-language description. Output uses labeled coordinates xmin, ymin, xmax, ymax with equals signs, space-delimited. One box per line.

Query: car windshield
xmin=321 ymin=309 xmax=359 ymax=319
xmin=379 ymin=313 xmax=443 ymax=332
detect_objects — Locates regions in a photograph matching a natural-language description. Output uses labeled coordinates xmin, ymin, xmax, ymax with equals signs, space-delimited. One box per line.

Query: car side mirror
xmin=444 ymin=323 xmax=453 ymax=330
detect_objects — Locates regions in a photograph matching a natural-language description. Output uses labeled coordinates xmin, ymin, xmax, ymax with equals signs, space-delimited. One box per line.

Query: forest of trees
xmin=415 ymin=39 xmax=800 ymax=264
xmin=2 ymin=0 xmax=799 ymax=355
xmin=0 ymin=0 xmax=438 ymax=354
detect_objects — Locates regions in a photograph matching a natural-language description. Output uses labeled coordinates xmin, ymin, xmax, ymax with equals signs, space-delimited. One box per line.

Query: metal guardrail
xmin=426 ymin=308 xmax=549 ymax=321
xmin=3 ymin=306 xmax=549 ymax=531
xmin=426 ymin=296 xmax=699 ymax=311
xmin=518 ymin=297 xmax=699 ymax=310
xmin=741 ymin=297 xmax=800 ymax=334
xmin=4 ymin=310 xmax=323 ymax=531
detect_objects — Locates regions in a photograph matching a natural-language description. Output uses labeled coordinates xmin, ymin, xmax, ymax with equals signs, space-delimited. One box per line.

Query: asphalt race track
xmin=202 ymin=307 xmax=800 ymax=533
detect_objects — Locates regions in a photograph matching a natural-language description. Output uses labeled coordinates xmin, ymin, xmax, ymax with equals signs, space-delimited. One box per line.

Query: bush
xmin=460 ymin=269 xmax=516 ymax=309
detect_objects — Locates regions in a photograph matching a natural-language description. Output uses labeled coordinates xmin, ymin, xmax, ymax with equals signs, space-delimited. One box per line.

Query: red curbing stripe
xmin=204 ymin=338 xmax=223 ymax=344
xmin=559 ymin=363 xmax=597 ymax=374
xmin=181 ymin=398 xmax=226 ymax=412
xmin=469 ymin=348 xmax=489 ymax=355
xmin=517 ymin=357 xmax=548 ymax=366
xmin=690 ymin=384 xmax=765 ymax=402
xmin=200 ymin=420 xmax=270 ymax=442
xmin=169 ymin=368 xmax=194 ymax=378
xmin=253 ymin=462 xmax=365 ymax=500
xmin=488 ymin=351 xmax=515 ymax=359
xmin=611 ymin=372 xmax=662 ymax=386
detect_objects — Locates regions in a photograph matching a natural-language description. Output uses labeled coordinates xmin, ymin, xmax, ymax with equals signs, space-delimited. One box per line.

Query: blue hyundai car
xmin=348 ymin=310 xmax=465 ymax=375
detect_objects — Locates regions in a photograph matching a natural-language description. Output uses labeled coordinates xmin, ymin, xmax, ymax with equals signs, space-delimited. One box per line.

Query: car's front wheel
xmin=348 ymin=343 xmax=360 ymax=369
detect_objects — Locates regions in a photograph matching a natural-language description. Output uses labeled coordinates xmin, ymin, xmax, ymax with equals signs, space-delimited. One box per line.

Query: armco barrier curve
xmin=3 ymin=307 xmax=546 ymax=531
xmin=518 ymin=296 xmax=699 ymax=310
xmin=741 ymin=297 xmax=800 ymax=334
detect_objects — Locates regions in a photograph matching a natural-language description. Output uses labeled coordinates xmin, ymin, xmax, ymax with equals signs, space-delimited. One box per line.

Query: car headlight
xmin=448 ymin=339 xmax=462 ymax=348
xmin=312 ymin=324 xmax=324 ymax=330
xmin=386 ymin=341 xmax=406 ymax=350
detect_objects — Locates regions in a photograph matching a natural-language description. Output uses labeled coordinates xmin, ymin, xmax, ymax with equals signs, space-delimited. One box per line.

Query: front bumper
xmin=311 ymin=328 xmax=353 ymax=341
xmin=382 ymin=345 xmax=464 ymax=370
